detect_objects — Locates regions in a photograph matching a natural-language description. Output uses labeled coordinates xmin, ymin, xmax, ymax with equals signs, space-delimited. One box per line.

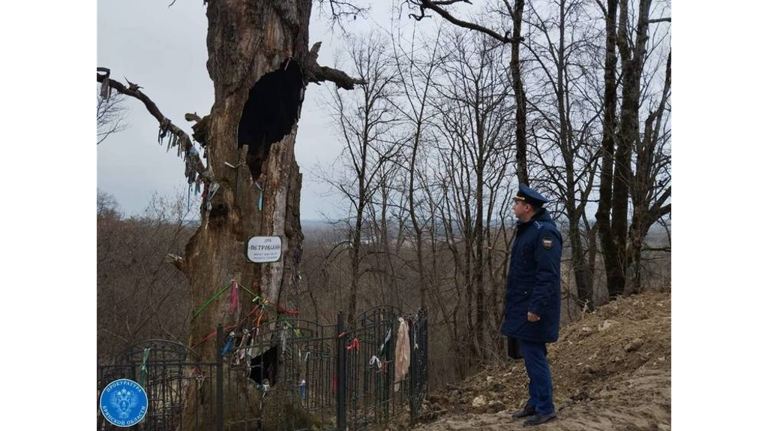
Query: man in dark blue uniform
xmin=502 ymin=184 xmax=563 ymax=426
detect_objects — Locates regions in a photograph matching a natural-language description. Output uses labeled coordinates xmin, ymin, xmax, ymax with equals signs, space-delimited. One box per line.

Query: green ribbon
xmin=137 ymin=347 xmax=151 ymax=388
xmin=192 ymin=282 xmax=234 ymax=321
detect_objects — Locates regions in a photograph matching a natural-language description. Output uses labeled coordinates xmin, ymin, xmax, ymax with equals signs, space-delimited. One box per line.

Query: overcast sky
xmin=100 ymin=1 xmax=665 ymax=223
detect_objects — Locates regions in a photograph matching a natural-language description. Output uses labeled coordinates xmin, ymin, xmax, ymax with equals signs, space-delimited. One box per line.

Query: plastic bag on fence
xmin=394 ymin=317 xmax=410 ymax=392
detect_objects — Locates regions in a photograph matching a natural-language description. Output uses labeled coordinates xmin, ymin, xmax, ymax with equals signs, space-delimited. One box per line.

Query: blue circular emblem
xmin=99 ymin=379 xmax=149 ymax=427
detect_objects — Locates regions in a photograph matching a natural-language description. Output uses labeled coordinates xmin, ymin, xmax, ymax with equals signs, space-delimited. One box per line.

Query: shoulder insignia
xmin=534 ymin=221 xmax=542 ymax=229
xmin=542 ymin=236 xmax=554 ymax=250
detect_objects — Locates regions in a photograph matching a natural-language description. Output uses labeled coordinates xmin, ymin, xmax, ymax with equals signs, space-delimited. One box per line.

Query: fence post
xmin=336 ymin=311 xmax=346 ymax=431
xmin=216 ymin=324 xmax=224 ymax=431
xmin=424 ymin=308 xmax=429 ymax=398
xmin=409 ymin=315 xmax=417 ymax=423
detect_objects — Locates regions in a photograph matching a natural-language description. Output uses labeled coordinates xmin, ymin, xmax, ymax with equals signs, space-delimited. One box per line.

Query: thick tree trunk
xmin=171 ymin=1 xmax=362 ymax=427
xmin=511 ymin=0 xmax=529 ymax=185
xmin=596 ymin=0 xmax=622 ymax=299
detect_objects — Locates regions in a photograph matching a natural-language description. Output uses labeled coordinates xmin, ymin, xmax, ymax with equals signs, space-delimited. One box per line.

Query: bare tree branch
xmin=408 ymin=0 xmax=518 ymax=44
xmin=97 ymin=90 xmax=128 ymax=145
xmin=305 ymin=42 xmax=366 ymax=89
xmin=96 ymin=67 xmax=208 ymax=180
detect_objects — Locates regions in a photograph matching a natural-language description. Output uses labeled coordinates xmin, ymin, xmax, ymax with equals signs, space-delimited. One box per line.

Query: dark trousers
xmin=520 ymin=339 xmax=555 ymax=415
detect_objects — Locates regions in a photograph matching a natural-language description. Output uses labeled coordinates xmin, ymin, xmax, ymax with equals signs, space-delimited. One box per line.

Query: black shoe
xmin=523 ymin=413 xmax=556 ymax=426
xmin=512 ymin=404 xmax=536 ymax=419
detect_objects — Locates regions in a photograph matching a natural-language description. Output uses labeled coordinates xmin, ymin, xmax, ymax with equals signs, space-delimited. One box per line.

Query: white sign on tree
xmin=246 ymin=236 xmax=283 ymax=263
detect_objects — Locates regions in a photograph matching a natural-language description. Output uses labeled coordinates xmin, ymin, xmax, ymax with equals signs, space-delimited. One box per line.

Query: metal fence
xmin=97 ymin=307 xmax=428 ymax=430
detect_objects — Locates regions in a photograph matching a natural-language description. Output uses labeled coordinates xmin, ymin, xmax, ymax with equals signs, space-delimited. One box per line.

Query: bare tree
xmin=627 ymin=50 xmax=671 ymax=293
xmin=595 ymin=0 xmax=670 ymax=298
xmin=432 ymin=29 xmax=515 ymax=360
xmin=390 ymin=23 xmax=444 ymax=310
xmin=97 ymin=192 xmax=195 ymax=360
xmin=406 ymin=0 xmax=530 ymax=185
xmin=97 ymin=89 xmax=127 ymax=144
xmin=523 ymin=0 xmax=603 ymax=309
xmin=321 ymin=32 xmax=403 ymax=322
xmin=594 ymin=0 xmax=621 ymax=298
